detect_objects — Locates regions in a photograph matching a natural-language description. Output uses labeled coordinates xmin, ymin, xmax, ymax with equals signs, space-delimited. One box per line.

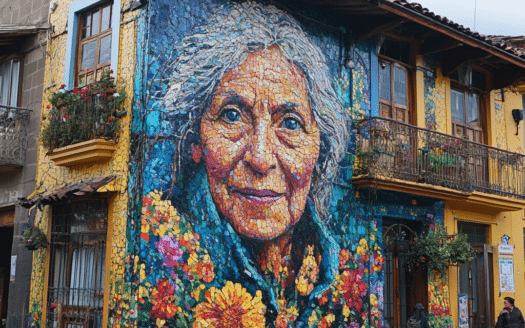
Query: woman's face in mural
xmin=193 ymin=46 xmax=321 ymax=240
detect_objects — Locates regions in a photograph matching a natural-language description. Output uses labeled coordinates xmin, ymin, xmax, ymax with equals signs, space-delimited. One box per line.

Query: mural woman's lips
xmin=231 ymin=187 xmax=284 ymax=205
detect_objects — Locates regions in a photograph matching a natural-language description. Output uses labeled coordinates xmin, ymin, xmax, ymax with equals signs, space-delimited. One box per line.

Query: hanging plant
xmin=22 ymin=226 xmax=48 ymax=251
xmin=404 ymin=224 xmax=474 ymax=272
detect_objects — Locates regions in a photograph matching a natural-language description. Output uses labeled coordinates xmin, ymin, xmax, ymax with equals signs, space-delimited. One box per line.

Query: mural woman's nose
xmin=244 ymin=119 xmax=277 ymax=175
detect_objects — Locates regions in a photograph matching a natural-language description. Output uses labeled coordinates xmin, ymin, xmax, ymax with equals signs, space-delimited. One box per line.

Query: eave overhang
xmin=291 ymin=0 xmax=525 ymax=90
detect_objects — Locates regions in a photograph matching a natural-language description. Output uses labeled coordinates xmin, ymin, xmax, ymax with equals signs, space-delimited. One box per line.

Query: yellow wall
xmin=421 ymin=56 xmax=525 ymax=327
xmin=29 ymin=0 xmax=138 ymax=325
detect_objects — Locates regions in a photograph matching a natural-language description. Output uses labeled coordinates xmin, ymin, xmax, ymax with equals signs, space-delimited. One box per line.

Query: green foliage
xmin=404 ymin=224 xmax=474 ymax=272
xmin=41 ymin=69 xmax=127 ymax=151
xmin=22 ymin=226 xmax=48 ymax=251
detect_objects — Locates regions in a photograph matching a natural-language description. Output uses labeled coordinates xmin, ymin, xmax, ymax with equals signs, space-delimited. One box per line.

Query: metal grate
xmin=46 ymin=202 xmax=107 ymax=328
xmin=355 ymin=116 xmax=525 ymax=199
xmin=0 ymin=105 xmax=30 ymax=166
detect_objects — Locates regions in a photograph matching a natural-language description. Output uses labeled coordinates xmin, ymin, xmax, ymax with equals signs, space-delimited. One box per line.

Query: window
xmin=46 ymin=202 xmax=107 ymax=328
xmin=76 ymin=3 xmax=113 ymax=87
xmin=378 ymin=39 xmax=411 ymax=123
xmin=451 ymin=88 xmax=483 ymax=143
xmin=0 ymin=58 xmax=21 ymax=117
xmin=64 ymin=0 xmax=121 ymax=89
xmin=379 ymin=62 xmax=410 ymax=123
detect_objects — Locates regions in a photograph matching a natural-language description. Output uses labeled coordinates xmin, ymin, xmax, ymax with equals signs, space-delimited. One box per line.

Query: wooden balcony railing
xmin=354 ymin=117 xmax=525 ymax=199
xmin=0 ymin=105 xmax=30 ymax=167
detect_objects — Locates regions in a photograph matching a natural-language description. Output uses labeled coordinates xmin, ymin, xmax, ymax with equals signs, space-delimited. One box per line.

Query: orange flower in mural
xmin=193 ymin=281 xmax=266 ymax=328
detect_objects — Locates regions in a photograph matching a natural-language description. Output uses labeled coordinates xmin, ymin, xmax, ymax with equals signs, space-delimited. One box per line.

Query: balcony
xmin=0 ymin=105 xmax=30 ymax=173
xmin=353 ymin=117 xmax=525 ymax=211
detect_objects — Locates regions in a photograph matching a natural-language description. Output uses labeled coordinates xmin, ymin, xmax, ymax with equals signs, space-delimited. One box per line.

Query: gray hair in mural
xmin=163 ymin=1 xmax=349 ymax=217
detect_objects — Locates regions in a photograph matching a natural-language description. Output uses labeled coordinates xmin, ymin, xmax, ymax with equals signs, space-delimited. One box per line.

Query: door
xmin=459 ymin=244 xmax=494 ymax=328
xmin=383 ymin=220 xmax=428 ymax=328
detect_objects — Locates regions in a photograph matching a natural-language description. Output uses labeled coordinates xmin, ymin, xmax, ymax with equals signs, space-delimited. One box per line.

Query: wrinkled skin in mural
xmin=136 ymin=1 xmax=385 ymax=327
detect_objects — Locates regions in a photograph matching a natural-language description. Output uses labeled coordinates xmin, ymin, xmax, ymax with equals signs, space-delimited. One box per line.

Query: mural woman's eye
xmin=220 ymin=107 xmax=241 ymax=123
xmin=282 ymin=117 xmax=302 ymax=131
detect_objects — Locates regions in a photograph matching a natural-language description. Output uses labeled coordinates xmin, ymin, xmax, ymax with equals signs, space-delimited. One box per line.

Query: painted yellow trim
xmin=486 ymin=91 xmax=496 ymax=147
xmin=102 ymin=195 xmax=116 ymax=327
xmin=443 ymin=72 xmax=452 ymax=135
xmin=414 ymin=54 xmax=426 ymax=128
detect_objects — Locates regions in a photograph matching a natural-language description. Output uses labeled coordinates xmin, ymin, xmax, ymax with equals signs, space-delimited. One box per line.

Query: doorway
xmin=458 ymin=222 xmax=494 ymax=328
xmin=383 ymin=218 xmax=427 ymax=328
xmin=0 ymin=226 xmax=13 ymax=325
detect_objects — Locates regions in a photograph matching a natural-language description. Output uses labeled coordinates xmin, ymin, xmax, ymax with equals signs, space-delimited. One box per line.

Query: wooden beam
xmin=420 ymin=39 xmax=462 ymax=55
xmin=356 ymin=18 xmax=406 ymax=40
xmin=441 ymin=48 xmax=488 ymax=76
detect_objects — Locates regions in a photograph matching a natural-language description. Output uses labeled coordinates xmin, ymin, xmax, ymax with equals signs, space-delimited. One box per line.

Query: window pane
xmin=83 ymin=14 xmax=91 ymax=38
xmin=467 ymin=93 xmax=479 ymax=125
xmin=99 ymin=34 xmax=112 ymax=64
xmin=0 ymin=60 xmax=19 ymax=110
xmin=394 ymin=66 xmax=407 ymax=106
xmin=92 ymin=10 xmax=100 ymax=35
xmin=10 ymin=60 xmax=20 ymax=107
xmin=80 ymin=40 xmax=97 ymax=70
xmin=451 ymin=90 xmax=465 ymax=123
xmin=379 ymin=62 xmax=391 ymax=101
xmin=0 ymin=61 xmax=11 ymax=107
xmin=101 ymin=4 xmax=111 ymax=31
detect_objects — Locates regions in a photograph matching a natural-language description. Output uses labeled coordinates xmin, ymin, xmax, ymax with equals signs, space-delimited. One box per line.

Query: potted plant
xmin=41 ymin=70 xmax=127 ymax=166
xmin=22 ymin=226 xmax=48 ymax=251
xmin=403 ymin=224 xmax=474 ymax=272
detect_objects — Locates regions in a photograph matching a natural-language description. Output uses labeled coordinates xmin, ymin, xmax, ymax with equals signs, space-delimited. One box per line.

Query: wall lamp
xmin=512 ymin=109 xmax=523 ymax=135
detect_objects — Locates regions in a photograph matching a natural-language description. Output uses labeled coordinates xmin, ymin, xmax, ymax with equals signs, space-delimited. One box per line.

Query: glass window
xmin=379 ymin=59 xmax=410 ymax=123
xmin=379 ymin=62 xmax=391 ymax=102
xmin=47 ymin=202 xmax=107 ymax=328
xmin=467 ymin=93 xmax=479 ymax=125
xmin=77 ymin=2 xmax=113 ymax=87
xmin=451 ymin=90 xmax=465 ymax=123
xmin=0 ymin=59 xmax=20 ymax=118
xmin=394 ymin=66 xmax=407 ymax=106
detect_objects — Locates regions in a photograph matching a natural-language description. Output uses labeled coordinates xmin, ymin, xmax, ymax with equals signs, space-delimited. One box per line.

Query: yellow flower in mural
xmin=356 ymin=238 xmax=369 ymax=256
xmin=370 ymin=294 xmax=378 ymax=307
xmin=295 ymin=245 xmax=319 ymax=296
xmin=193 ymin=281 xmax=266 ymax=328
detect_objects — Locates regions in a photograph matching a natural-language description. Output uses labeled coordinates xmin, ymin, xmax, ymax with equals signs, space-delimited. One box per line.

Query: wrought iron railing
xmin=0 ymin=105 xmax=31 ymax=166
xmin=354 ymin=117 xmax=525 ymax=199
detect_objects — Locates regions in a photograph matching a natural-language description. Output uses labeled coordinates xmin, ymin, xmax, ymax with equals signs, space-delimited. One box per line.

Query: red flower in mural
xmin=339 ymin=268 xmax=367 ymax=311
xmin=156 ymin=235 xmax=183 ymax=267
xmin=149 ymin=279 xmax=178 ymax=320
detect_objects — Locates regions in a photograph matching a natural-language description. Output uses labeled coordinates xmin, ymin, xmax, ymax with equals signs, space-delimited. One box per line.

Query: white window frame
xmin=63 ymin=0 xmax=121 ymax=89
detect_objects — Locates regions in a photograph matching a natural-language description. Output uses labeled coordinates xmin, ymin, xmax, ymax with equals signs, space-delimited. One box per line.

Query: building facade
xmin=0 ymin=0 xmax=50 ymax=326
xmin=21 ymin=0 xmax=525 ymax=327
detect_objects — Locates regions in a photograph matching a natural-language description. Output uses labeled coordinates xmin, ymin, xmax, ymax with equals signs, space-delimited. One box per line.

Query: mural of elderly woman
xmin=140 ymin=1 xmax=355 ymax=327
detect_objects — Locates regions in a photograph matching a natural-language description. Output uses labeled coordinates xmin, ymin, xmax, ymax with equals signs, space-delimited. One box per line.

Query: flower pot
xmin=25 ymin=244 xmax=38 ymax=251
xmin=47 ymin=139 xmax=117 ymax=167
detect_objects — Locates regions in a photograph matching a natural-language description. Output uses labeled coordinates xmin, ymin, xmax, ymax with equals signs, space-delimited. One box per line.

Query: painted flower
xmin=156 ymin=235 xmax=183 ymax=267
xmin=149 ymin=279 xmax=179 ymax=320
xmin=295 ymin=245 xmax=319 ymax=296
xmin=339 ymin=249 xmax=351 ymax=267
xmin=192 ymin=281 xmax=266 ymax=328
xmin=179 ymin=231 xmax=200 ymax=253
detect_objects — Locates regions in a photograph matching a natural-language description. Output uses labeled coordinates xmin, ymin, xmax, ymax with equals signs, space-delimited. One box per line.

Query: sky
xmin=412 ymin=0 xmax=524 ymax=36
